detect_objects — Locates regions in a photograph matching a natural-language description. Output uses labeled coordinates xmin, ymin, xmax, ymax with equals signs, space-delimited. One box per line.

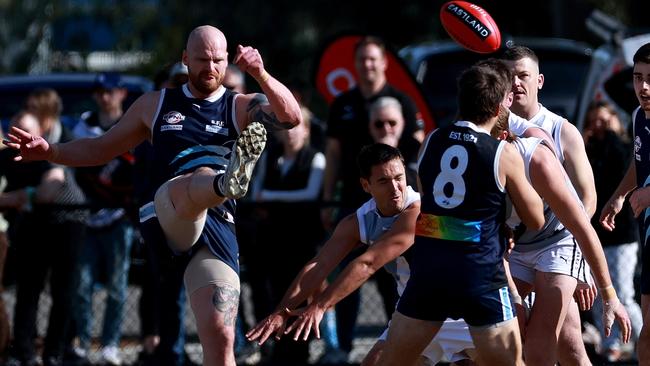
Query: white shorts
xmin=510 ymin=235 xmax=588 ymax=285
xmin=379 ymin=318 xmax=474 ymax=363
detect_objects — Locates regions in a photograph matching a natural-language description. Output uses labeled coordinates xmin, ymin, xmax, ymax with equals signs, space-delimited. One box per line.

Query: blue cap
xmin=95 ymin=72 xmax=124 ymax=90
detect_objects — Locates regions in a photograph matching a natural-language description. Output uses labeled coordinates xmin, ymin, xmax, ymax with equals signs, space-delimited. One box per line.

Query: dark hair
xmin=586 ymin=100 xmax=616 ymax=116
xmin=502 ymin=45 xmax=539 ymax=65
xmin=474 ymin=58 xmax=514 ymax=85
xmin=357 ymin=143 xmax=404 ymax=179
xmin=633 ymin=43 xmax=650 ymax=65
xmin=457 ymin=65 xmax=510 ymax=125
xmin=354 ymin=36 xmax=386 ymax=58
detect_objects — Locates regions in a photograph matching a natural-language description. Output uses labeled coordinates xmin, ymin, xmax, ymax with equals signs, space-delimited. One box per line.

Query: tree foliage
xmin=1 ymin=0 xmax=648 ymax=84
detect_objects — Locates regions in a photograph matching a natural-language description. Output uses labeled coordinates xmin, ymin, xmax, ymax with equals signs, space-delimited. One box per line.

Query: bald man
xmin=4 ymin=25 xmax=302 ymax=366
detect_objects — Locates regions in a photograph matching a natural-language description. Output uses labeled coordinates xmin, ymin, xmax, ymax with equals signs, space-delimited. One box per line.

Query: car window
xmin=419 ymin=51 xmax=485 ymax=127
xmin=536 ymin=51 xmax=591 ymax=122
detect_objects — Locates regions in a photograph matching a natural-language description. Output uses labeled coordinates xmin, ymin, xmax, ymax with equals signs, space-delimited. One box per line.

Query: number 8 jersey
xmin=414 ymin=121 xmax=508 ymax=295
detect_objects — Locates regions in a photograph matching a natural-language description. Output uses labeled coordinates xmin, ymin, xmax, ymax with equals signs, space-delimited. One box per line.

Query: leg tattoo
xmin=212 ymin=284 xmax=239 ymax=326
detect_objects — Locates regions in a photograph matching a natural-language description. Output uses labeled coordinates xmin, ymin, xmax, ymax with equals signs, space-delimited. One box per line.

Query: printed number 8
xmin=433 ymin=145 xmax=468 ymax=209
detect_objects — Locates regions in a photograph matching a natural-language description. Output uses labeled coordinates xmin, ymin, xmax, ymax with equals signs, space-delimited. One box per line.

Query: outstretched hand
xmin=602 ymin=297 xmax=631 ymax=343
xmin=284 ymin=303 xmax=326 ymax=341
xmin=3 ymin=126 xmax=53 ymax=162
xmin=599 ymin=196 xmax=625 ymax=231
xmin=245 ymin=309 xmax=290 ymax=345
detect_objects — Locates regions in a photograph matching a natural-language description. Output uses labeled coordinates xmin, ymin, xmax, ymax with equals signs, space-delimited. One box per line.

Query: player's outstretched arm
xmin=4 ymin=92 xmax=154 ymax=166
xmin=528 ymin=143 xmax=631 ymax=342
xmin=245 ymin=213 xmax=360 ymax=345
xmin=561 ymin=121 xmax=597 ymax=217
xmin=501 ymin=143 xmax=544 ymax=230
xmin=284 ymin=201 xmax=420 ymax=341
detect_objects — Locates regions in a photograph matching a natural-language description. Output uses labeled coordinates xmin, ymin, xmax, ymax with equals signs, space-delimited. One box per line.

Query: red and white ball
xmin=440 ymin=1 xmax=501 ymax=54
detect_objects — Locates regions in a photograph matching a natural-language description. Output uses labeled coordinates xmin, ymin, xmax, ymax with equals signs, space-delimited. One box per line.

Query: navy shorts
xmin=397 ymin=284 xmax=516 ymax=327
xmin=139 ymin=202 xmax=240 ymax=275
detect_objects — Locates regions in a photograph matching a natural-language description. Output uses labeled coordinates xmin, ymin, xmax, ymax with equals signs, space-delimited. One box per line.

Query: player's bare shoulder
xmin=559 ymin=118 xmax=583 ymax=144
xmin=500 ymin=142 xmax=522 ymax=166
xmin=529 ymin=140 xmax=559 ymax=175
xmin=498 ymin=142 xmax=525 ymax=183
xmin=128 ymin=90 xmax=164 ymax=131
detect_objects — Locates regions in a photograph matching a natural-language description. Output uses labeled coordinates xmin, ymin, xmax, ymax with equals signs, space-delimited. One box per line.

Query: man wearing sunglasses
xmin=368 ymin=97 xmax=419 ymax=189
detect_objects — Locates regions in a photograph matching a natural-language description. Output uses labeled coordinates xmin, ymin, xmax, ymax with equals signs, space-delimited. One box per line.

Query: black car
xmin=399 ymin=37 xmax=593 ymax=128
xmin=0 ymin=73 xmax=153 ymax=131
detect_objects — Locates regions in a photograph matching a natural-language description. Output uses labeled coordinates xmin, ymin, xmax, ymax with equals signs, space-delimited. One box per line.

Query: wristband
xmin=599 ymin=285 xmax=617 ymax=301
xmin=258 ymin=70 xmax=270 ymax=83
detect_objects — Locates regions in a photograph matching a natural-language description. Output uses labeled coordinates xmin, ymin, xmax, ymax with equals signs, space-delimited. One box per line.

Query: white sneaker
xmin=101 ymin=345 xmax=122 ymax=366
xmin=218 ymin=121 xmax=267 ymax=199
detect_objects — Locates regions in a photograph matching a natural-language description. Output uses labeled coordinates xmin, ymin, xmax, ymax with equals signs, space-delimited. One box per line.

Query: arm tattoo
xmin=212 ymin=284 xmax=240 ymax=327
xmin=247 ymin=93 xmax=294 ymax=130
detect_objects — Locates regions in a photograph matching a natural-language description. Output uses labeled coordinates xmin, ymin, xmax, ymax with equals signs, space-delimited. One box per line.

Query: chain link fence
xmin=2 ymin=272 xmax=390 ymax=364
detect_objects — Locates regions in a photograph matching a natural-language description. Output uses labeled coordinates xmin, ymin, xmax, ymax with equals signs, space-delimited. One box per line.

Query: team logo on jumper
xmin=163 ymin=111 xmax=185 ymax=124
xmin=635 ymin=136 xmax=642 ymax=161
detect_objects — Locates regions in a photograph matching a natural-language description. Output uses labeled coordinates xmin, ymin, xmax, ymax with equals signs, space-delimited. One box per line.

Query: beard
xmin=188 ymin=69 xmax=224 ymax=95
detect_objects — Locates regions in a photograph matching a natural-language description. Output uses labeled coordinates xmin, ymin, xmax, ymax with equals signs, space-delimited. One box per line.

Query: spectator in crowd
xmin=322 ymin=36 xmax=424 ymax=361
xmin=71 ymin=73 xmax=135 ymax=366
xmin=247 ymin=108 xmax=326 ymax=365
xmin=290 ymin=84 xmax=326 ymax=153
xmin=168 ymin=62 xmax=190 ymax=88
xmin=584 ymin=100 xmax=643 ymax=362
xmin=223 ymin=64 xmax=246 ymax=93
xmin=1 ymin=110 xmax=87 ymax=366
xmin=368 ymin=97 xmax=418 ymax=188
